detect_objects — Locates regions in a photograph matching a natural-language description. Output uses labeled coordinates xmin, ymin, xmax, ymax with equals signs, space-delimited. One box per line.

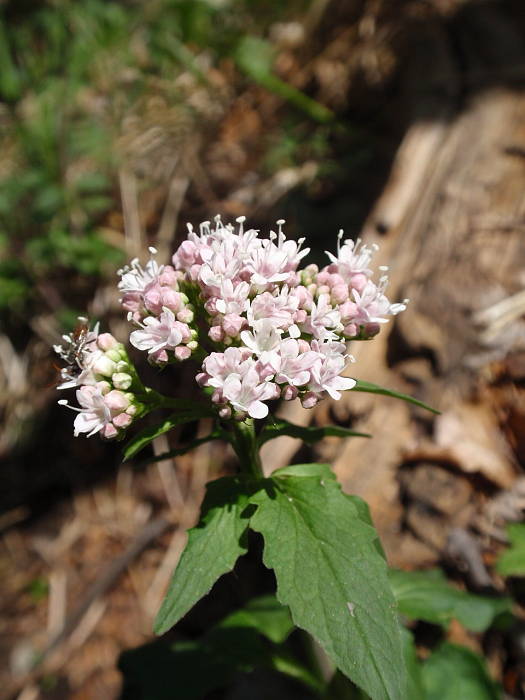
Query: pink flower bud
xmin=282 ymin=385 xmax=298 ymax=401
xmin=97 ymin=333 xmax=118 ymax=351
xmin=102 ymin=423 xmax=118 ymax=439
xmin=174 ymin=345 xmax=191 ymax=361
xmin=158 ymin=265 xmax=178 ymax=286
xmin=301 ymin=391 xmax=319 ymax=409
xmin=149 ymin=348 xmax=168 ymax=364
xmin=317 ymin=270 xmax=331 ymax=285
xmin=177 ymin=308 xmax=194 ymax=323
xmin=297 ymin=339 xmax=310 ymax=353
xmin=113 ymin=412 xmax=132 ymax=428
xmin=317 ymin=284 xmax=330 ymax=296
xmin=350 ymin=273 xmax=368 ymax=294
xmin=126 ymin=404 xmax=138 ymax=416
xmin=339 ymin=301 xmax=359 ymax=321
xmin=222 ymin=314 xmax=244 ymax=338
xmin=363 ymin=322 xmax=380 ymax=338
xmin=161 ymin=289 xmax=183 ymax=312
xmin=105 ymin=390 xmax=130 ymax=412
xmin=209 ymin=325 xmax=224 ymax=343
xmin=121 ymin=291 xmax=142 ymax=312
xmin=331 ymin=284 xmax=349 ymax=304
xmin=195 ymin=372 xmax=208 ymax=387
xmin=143 ymin=282 xmax=163 ymax=314
xmin=219 ymin=406 xmax=232 ymax=419
xmin=294 ymin=309 xmax=307 ymax=324
xmin=204 ymin=298 xmax=218 ymax=315
xmin=344 ymin=323 xmax=358 ymax=338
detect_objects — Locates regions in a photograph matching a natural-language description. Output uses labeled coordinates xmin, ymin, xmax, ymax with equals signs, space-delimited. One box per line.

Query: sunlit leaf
xmin=352 ymin=380 xmax=440 ymax=414
xmin=258 ymin=418 xmax=370 ymax=447
xmin=154 ymin=477 xmax=252 ymax=635
xmin=249 ymin=463 xmax=406 ymax=700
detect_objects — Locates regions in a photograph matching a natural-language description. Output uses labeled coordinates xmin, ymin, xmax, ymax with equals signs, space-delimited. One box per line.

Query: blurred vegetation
xmin=0 ymin=0 xmax=318 ymax=322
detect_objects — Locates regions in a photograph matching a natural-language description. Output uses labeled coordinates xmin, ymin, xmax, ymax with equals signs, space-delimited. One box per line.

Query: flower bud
xmin=174 ymin=345 xmax=191 ymax=361
xmin=282 ymin=385 xmax=298 ymax=401
xmin=350 ymin=273 xmax=368 ymax=294
xmin=105 ymin=390 xmax=130 ymax=412
xmin=158 ymin=265 xmax=178 ymax=286
xmin=209 ymin=325 xmax=224 ymax=343
xmin=113 ymin=412 xmax=133 ymax=428
xmin=112 ymin=372 xmax=133 ymax=390
xmin=93 ymin=355 xmax=117 ymax=377
xmin=102 ymin=423 xmax=118 ymax=439
xmin=126 ymin=404 xmax=138 ymax=416
xmin=301 ymin=391 xmax=319 ymax=409
xmin=177 ymin=308 xmax=194 ymax=324
xmin=105 ymin=348 xmax=122 ymax=363
xmin=97 ymin=333 xmax=118 ymax=351
xmin=218 ymin=406 xmax=231 ymax=419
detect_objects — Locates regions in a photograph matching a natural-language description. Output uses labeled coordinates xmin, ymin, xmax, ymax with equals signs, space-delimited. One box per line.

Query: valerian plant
xmin=55 ymin=216 xmax=441 ymax=700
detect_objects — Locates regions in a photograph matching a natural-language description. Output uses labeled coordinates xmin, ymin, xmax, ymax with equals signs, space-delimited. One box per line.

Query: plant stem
xmin=230 ymin=419 xmax=263 ymax=478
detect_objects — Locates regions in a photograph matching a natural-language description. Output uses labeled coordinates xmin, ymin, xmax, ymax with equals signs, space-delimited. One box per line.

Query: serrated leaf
xmin=497 ymin=523 xmax=525 ymax=577
xmin=249 ymin=463 xmax=406 ymax=700
xmin=154 ymin=477 xmax=252 ymax=635
xmin=389 ymin=569 xmax=510 ymax=633
xmin=219 ymin=594 xmax=294 ymax=644
xmin=352 ymin=380 xmax=440 ymax=414
xmin=421 ymin=643 xmax=501 ymax=700
xmin=258 ymin=419 xmax=370 ymax=447
xmin=122 ymin=410 xmax=212 ymax=460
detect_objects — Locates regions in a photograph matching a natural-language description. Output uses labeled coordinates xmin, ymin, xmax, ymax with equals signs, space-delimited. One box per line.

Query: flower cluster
xmin=54 ymin=322 xmax=143 ymax=438
xmin=118 ymin=248 xmax=198 ymax=363
xmin=117 ymin=216 xmax=407 ymax=420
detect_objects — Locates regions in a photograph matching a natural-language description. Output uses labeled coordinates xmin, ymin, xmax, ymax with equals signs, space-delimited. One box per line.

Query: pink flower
xmin=201 ymin=347 xmax=253 ymax=390
xmin=302 ymin=293 xmax=343 ymax=340
xmin=308 ymin=342 xmax=356 ymax=400
xmin=222 ymin=366 xmax=279 ymax=419
xmin=130 ymin=308 xmax=189 ymax=356
xmin=274 ymin=338 xmax=319 ymax=387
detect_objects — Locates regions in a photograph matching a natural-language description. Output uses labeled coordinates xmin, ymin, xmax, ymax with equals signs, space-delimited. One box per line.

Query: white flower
xmin=215 ymin=279 xmax=250 ymax=315
xmin=118 ymin=248 xmax=162 ymax=293
xmin=308 ymin=342 xmax=356 ymax=400
xmin=274 ymin=338 xmax=319 ymax=387
xmin=202 ymin=347 xmax=254 ymax=389
xmin=130 ymin=308 xmax=186 ymax=355
xmin=302 ymin=293 xmax=343 ymax=340
xmin=59 ymin=385 xmax=112 ymax=437
xmin=222 ymin=366 xmax=278 ymax=419
xmin=325 ymin=233 xmax=377 ymax=283
xmin=240 ymin=319 xmax=282 ymax=371
xmin=352 ymin=278 xmax=408 ymax=325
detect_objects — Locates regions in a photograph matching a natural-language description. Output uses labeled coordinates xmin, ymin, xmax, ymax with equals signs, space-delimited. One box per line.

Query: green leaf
xmin=234 ymin=36 xmax=334 ymax=123
xmin=154 ymin=477 xmax=252 ymax=635
xmin=421 ymin=643 xmax=501 ymax=700
xmin=122 ymin=410 xmax=212 ymax=460
xmin=497 ymin=523 xmax=525 ymax=577
xmin=389 ymin=569 xmax=511 ymax=633
xmin=141 ymin=429 xmax=224 ymax=465
xmin=249 ymin=463 xmax=406 ymax=700
xmin=258 ymin=418 xmax=370 ymax=447
xmin=352 ymin=380 xmax=440 ymax=414
xmin=219 ymin=595 xmax=294 ymax=645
